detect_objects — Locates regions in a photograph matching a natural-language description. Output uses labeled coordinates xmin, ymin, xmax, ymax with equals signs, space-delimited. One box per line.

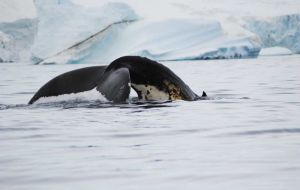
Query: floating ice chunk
xmin=260 ymin=47 xmax=293 ymax=56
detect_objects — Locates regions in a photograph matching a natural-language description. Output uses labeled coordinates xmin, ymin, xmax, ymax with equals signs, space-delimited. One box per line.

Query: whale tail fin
xmin=28 ymin=66 xmax=106 ymax=104
xmin=195 ymin=91 xmax=208 ymax=100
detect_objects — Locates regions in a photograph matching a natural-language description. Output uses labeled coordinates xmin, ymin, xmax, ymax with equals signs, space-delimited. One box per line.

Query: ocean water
xmin=0 ymin=55 xmax=300 ymax=190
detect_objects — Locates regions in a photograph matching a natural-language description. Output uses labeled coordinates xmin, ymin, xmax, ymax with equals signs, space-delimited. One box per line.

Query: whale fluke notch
xmin=97 ymin=68 xmax=131 ymax=103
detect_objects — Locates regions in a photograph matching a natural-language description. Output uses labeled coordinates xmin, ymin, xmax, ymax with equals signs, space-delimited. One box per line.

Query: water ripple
xmin=0 ymin=127 xmax=40 ymax=132
xmin=233 ymin=128 xmax=300 ymax=136
xmin=0 ymin=100 xmax=176 ymax=110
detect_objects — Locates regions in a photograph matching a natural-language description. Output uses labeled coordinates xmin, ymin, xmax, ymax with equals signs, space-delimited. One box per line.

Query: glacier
xmin=0 ymin=0 xmax=300 ymax=64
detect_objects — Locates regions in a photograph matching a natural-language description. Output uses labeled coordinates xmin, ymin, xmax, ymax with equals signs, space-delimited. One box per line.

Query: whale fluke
xmin=29 ymin=56 xmax=204 ymax=104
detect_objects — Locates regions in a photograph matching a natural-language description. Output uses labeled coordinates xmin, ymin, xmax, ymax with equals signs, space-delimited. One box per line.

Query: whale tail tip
xmin=194 ymin=91 xmax=208 ymax=100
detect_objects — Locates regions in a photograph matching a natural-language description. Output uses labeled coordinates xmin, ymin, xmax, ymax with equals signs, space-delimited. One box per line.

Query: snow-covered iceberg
xmin=38 ymin=19 xmax=261 ymax=64
xmin=34 ymin=0 xmax=260 ymax=64
xmin=31 ymin=0 xmax=138 ymax=64
xmin=121 ymin=19 xmax=260 ymax=61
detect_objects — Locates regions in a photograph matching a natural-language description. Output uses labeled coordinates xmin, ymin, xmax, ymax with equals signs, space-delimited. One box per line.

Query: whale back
xmin=102 ymin=56 xmax=199 ymax=101
xmin=97 ymin=68 xmax=131 ymax=103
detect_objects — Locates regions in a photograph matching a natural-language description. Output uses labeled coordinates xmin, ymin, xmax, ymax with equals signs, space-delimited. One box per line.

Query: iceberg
xmin=0 ymin=19 xmax=37 ymax=62
xmin=32 ymin=0 xmax=138 ymax=63
xmin=34 ymin=0 xmax=260 ymax=64
xmin=0 ymin=0 xmax=37 ymax=62
xmin=1 ymin=0 xmax=300 ymax=64
xmin=245 ymin=14 xmax=300 ymax=54
xmin=0 ymin=31 xmax=13 ymax=62
xmin=39 ymin=18 xmax=261 ymax=64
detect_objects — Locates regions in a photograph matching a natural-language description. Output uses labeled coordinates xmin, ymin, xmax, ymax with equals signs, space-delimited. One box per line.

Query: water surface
xmin=1 ymin=55 xmax=300 ymax=190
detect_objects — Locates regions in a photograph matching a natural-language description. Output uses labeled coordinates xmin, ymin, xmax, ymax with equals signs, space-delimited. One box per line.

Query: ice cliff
xmin=0 ymin=0 xmax=36 ymax=62
xmin=0 ymin=19 xmax=37 ymax=62
xmin=245 ymin=14 xmax=300 ymax=54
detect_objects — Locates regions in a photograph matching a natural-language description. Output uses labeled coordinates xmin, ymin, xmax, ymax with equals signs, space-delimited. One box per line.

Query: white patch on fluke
xmin=35 ymin=88 xmax=107 ymax=104
xmin=131 ymin=83 xmax=169 ymax=101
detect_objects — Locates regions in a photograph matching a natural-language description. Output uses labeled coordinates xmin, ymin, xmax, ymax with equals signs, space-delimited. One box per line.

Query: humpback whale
xmin=29 ymin=56 xmax=206 ymax=104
